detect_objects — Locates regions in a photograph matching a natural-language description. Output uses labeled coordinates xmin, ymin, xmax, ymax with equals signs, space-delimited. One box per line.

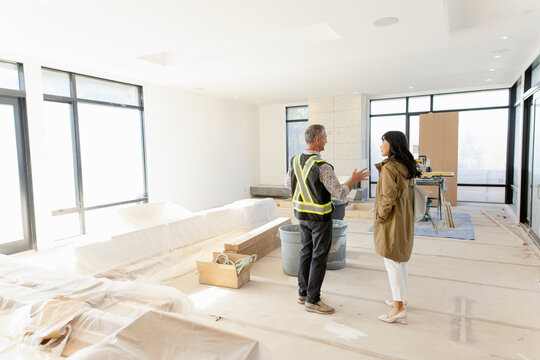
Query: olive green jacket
xmin=374 ymin=158 xmax=414 ymax=262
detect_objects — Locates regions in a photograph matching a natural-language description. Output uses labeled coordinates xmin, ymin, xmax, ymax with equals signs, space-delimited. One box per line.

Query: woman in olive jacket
xmin=374 ymin=131 xmax=421 ymax=325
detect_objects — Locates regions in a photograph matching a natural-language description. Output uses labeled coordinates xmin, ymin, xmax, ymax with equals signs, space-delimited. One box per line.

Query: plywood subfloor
xmin=168 ymin=204 xmax=540 ymax=360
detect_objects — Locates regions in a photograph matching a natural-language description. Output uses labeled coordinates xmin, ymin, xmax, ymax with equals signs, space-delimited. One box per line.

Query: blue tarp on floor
xmin=367 ymin=212 xmax=474 ymax=240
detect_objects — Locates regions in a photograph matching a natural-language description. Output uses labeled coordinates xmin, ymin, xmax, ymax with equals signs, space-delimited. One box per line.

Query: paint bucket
xmin=331 ymin=200 xmax=348 ymax=220
xmin=278 ymin=219 xmax=348 ymax=276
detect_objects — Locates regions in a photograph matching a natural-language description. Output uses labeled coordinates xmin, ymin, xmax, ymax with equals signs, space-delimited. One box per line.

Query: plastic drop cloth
xmin=68 ymin=310 xmax=272 ymax=360
xmin=72 ymin=198 xmax=280 ymax=283
xmin=80 ymin=201 xmax=194 ymax=238
xmin=10 ymin=296 xmax=88 ymax=357
xmin=0 ymin=254 xmax=193 ymax=359
xmin=1 ymin=199 xmax=280 ymax=359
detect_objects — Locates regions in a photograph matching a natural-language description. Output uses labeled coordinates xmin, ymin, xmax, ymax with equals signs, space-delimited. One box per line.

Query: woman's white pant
xmin=383 ymin=257 xmax=408 ymax=302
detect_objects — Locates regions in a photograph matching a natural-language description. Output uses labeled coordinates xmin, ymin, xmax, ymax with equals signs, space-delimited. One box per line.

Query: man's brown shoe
xmin=297 ymin=296 xmax=306 ymax=304
xmin=305 ymin=301 xmax=335 ymax=315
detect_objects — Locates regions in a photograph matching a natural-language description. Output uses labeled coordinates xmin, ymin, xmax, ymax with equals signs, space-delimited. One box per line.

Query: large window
xmin=519 ymin=53 xmax=540 ymax=232
xmin=457 ymin=108 xmax=508 ymax=202
xmin=286 ymin=106 xmax=308 ymax=170
xmin=370 ymin=89 xmax=510 ymax=203
xmin=42 ymin=69 xmax=147 ymax=237
xmin=0 ymin=60 xmax=34 ymax=254
xmin=510 ymin=78 xmax=522 ymax=211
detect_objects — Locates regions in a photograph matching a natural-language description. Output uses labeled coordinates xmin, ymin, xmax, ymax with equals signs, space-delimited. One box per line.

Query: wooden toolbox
xmin=196 ymin=252 xmax=255 ymax=289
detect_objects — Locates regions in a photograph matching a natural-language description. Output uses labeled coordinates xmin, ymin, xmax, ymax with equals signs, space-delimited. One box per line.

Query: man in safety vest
xmin=285 ymin=124 xmax=369 ymax=314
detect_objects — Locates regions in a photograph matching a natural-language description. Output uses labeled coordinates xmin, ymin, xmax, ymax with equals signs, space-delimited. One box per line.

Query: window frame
xmin=285 ymin=105 xmax=308 ymax=172
xmin=369 ymin=88 xmax=511 ymax=203
xmin=42 ymin=68 xmax=148 ymax=235
xmin=0 ymin=61 xmax=36 ymax=254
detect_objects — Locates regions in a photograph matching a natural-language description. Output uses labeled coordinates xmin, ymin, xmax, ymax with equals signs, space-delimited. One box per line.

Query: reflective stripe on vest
xmin=292 ymin=155 xmax=332 ymax=215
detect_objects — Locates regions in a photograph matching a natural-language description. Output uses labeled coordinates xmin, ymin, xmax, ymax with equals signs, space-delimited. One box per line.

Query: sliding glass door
xmin=0 ymin=97 xmax=33 ymax=254
xmin=528 ymin=91 xmax=540 ymax=235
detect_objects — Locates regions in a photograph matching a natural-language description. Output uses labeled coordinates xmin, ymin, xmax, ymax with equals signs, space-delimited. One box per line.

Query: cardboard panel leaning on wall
xmin=419 ymin=112 xmax=459 ymax=206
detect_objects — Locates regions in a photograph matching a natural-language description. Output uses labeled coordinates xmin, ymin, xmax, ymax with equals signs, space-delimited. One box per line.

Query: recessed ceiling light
xmin=373 ymin=17 xmax=399 ymax=27
xmin=485 ymin=78 xmax=492 ymax=82
xmin=489 ymin=68 xmax=496 ymax=72
xmin=501 ymin=35 xmax=511 ymax=40
xmin=409 ymin=86 xmax=414 ymax=89
xmin=353 ymin=91 xmax=358 ymax=95
xmin=492 ymin=48 xmax=508 ymax=59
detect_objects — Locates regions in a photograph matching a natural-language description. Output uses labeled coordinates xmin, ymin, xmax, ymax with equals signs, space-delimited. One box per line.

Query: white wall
xmin=143 ymin=84 xmax=259 ymax=211
xmin=258 ymin=102 xmax=306 ymax=185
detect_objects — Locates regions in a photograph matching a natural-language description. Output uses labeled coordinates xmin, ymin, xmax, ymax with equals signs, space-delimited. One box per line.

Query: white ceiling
xmin=2 ymin=0 xmax=540 ymax=104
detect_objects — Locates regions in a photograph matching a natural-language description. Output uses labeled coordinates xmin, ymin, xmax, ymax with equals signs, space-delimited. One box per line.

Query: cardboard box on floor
xmin=196 ymin=252 xmax=254 ymax=289
xmin=224 ymin=217 xmax=290 ymax=260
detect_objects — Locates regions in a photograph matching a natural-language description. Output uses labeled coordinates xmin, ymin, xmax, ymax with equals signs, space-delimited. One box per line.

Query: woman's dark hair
xmin=381 ymin=131 xmax=422 ymax=179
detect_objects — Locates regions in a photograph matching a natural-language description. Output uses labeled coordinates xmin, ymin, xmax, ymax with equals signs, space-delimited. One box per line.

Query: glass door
xmin=529 ymin=91 xmax=540 ymax=235
xmin=0 ymin=97 xmax=33 ymax=254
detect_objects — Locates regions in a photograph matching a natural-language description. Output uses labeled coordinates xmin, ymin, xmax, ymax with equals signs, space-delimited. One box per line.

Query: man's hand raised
xmin=352 ymin=168 xmax=370 ymax=182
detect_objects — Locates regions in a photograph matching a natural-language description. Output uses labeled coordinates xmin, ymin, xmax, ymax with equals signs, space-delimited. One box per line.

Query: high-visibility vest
xmin=291 ymin=154 xmax=333 ymax=222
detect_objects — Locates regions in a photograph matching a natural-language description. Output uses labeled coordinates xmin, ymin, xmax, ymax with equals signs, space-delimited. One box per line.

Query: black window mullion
xmin=370 ymin=112 xmax=406 ymax=117
xmin=14 ymin=97 xmax=34 ymax=252
xmin=0 ymin=88 xmax=26 ymax=98
xmin=43 ymin=94 xmax=143 ymax=110
xmin=70 ymin=73 xmax=86 ymax=234
xmin=285 ymin=108 xmax=290 ymax=172
xmin=286 ymin=119 xmax=308 ymax=123
xmin=506 ymin=85 xmax=516 ymax=204
xmin=18 ymin=97 xmax=36 ymax=251
xmin=368 ymin=112 xmax=372 ymax=198
xmin=457 ymin=183 xmax=506 ymax=187
xmin=17 ymin=64 xmax=25 ymax=92
xmin=139 ymin=88 xmax=149 ymax=199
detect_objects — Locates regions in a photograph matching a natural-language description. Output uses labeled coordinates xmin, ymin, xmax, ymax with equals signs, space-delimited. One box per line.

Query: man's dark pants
xmin=298 ymin=219 xmax=333 ymax=304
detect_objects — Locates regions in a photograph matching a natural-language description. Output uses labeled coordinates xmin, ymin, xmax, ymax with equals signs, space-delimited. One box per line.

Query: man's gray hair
xmin=305 ymin=124 xmax=325 ymax=144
